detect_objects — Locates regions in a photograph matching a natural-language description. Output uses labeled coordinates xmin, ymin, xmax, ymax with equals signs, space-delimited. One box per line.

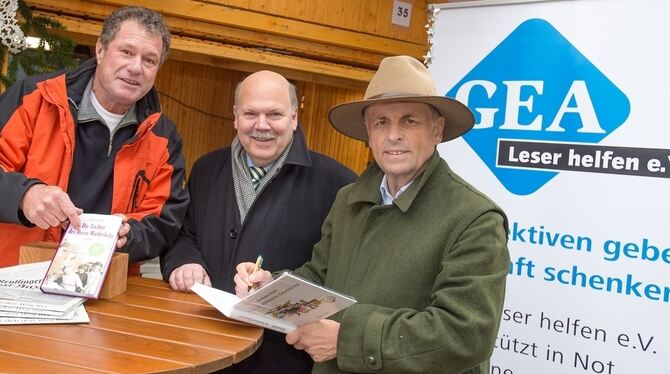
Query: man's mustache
xmin=251 ymin=132 xmax=277 ymax=140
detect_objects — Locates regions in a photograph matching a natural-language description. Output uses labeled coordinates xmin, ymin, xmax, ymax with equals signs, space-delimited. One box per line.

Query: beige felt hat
xmin=328 ymin=55 xmax=475 ymax=142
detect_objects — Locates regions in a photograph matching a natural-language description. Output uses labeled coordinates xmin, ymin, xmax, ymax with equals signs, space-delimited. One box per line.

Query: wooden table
xmin=0 ymin=277 xmax=263 ymax=373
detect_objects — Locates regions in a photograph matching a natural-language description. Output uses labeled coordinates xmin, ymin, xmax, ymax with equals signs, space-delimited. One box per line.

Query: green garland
xmin=1 ymin=0 xmax=76 ymax=89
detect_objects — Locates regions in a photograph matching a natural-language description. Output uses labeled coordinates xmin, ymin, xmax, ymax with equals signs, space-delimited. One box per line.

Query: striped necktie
xmin=249 ymin=166 xmax=267 ymax=190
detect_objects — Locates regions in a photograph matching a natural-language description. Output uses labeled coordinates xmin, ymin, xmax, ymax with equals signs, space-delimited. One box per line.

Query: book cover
xmin=191 ymin=272 xmax=356 ymax=333
xmin=40 ymin=214 xmax=122 ymax=299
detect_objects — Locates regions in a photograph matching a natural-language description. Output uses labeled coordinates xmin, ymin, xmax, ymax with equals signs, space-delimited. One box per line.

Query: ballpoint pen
xmin=247 ymin=254 xmax=263 ymax=292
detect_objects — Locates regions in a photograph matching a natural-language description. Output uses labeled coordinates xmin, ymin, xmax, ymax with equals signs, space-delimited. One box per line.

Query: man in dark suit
xmin=161 ymin=70 xmax=356 ymax=373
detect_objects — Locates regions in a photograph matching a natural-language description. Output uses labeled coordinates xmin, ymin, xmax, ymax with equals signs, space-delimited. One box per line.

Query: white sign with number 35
xmin=392 ymin=0 xmax=412 ymax=27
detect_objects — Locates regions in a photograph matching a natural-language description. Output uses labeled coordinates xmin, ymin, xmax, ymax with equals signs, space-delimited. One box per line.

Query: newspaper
xmin=0 ymin=261 xmax=88 ymax=324
xmin=0 ymin=305 xmax=89 ymax=325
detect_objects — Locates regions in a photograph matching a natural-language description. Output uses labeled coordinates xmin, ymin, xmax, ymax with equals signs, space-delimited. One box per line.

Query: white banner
xmin=431 ymin=0 xmax=668 ymax=373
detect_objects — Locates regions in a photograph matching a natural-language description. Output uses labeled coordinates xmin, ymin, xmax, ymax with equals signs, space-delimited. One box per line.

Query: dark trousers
xmin=220 ymin=330 xmax=313 ymax=373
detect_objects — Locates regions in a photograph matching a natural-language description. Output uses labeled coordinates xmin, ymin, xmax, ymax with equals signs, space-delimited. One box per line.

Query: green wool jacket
xmin=294 ymin=151 xmax=510 ymax=374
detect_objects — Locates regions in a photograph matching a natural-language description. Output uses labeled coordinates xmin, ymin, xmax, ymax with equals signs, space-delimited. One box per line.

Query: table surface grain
xmin=0 ymin=277 xmax=263 ymax=373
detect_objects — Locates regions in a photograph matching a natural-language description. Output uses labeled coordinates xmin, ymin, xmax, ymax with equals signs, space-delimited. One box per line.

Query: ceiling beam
xmin=46 ymin=14 xmax=374 ymax=89
xmin=93 ymin=0 xmax=425 ymax=57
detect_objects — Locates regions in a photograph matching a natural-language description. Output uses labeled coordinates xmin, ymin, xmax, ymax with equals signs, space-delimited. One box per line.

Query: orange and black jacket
xmin=0 ymin=58 xmax=189 ymax=271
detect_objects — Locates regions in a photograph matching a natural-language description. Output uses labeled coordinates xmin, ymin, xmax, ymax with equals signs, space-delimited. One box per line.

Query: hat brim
xmin=328 ymin=96 xmax=475 ymax=143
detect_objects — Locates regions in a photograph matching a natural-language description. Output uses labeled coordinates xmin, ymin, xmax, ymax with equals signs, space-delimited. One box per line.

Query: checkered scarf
xmin=230 ymin=135 xmax=294 ymax=222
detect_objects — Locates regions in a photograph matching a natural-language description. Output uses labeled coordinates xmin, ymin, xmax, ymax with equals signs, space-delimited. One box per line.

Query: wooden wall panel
xmin=28 ymin=0 xmax=431 ymax=87
xmin=215 ymin=0 xmax=427 ymax=44
xmin=155 ymin=61 xmax=369 ymax=176
xmin=298 ymin=82 xmax=371 ymax=175
xmin=154 ymin=61 xmax=244 ymax=174
xmin=91 ymin=0 xmax=427 ymax=63
xmin=29 ymin=0 xmax=378 ymax=86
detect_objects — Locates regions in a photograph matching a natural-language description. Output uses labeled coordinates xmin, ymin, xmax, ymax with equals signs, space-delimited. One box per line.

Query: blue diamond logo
xmin=446 ymin=18 xmax=630 ymax=195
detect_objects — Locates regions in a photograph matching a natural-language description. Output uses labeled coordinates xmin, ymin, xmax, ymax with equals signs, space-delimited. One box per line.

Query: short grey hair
xmin=99 ymin=6 xmax=171 ymax=65
xmin=427 ymin=104 xmax=442 ymax=120
xmin=234 ymin=79 xmax=299 ymax=112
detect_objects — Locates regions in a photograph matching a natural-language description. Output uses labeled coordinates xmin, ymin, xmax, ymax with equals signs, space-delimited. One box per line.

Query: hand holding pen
xmin=233 ymin=255 xmax=272 ymax=297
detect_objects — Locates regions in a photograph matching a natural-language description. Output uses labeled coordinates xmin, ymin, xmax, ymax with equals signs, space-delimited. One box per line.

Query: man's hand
xmin=21 ymin=184 xmax=82 ymax=229
xmin=233 ymin=262 xmax=272 ymax=297
xmin=286 ymin=319 xmax=340 ymax=362
xmin=169 ymin=263 xmax=211 ymax=292
xmin=114 ymin=214 xmax=130 ymax=249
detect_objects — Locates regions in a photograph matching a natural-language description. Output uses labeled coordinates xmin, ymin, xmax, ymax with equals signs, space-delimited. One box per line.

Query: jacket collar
xmin=284 ymin=124 xmax=312 ymax=168
xmin=348 ymin=150 xmax=442 ymax=212
xmin=77 ymin=76 xmax=138 ymax=127
xmin=64 ymin=58 xmax=96 ymax=106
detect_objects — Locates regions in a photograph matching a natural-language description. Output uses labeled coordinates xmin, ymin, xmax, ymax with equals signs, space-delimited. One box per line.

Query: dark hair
xmin=99 ymin=6 xmax=171 ymax=64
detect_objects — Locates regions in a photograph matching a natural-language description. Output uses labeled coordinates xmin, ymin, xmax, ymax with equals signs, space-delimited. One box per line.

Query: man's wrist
xmin=17 ymin=179 xmax=46 ymax=226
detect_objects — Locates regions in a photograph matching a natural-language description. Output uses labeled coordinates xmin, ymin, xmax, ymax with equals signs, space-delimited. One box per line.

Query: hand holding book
xmin=114 ymin=214 xmax=130 ymax=249
xmin=286 ymin=318 xmax=340 ymax=362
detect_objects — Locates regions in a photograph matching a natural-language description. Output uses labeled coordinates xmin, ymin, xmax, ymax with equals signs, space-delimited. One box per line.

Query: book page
xmin=190 ymin=282 xmax=240 ymax=316
xmin=237 ymin=273 xmax=356 ymax=328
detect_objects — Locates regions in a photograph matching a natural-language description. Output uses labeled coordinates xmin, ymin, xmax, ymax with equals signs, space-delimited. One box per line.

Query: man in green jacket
xmin=234 ymin=55 xmax=510 ymax=374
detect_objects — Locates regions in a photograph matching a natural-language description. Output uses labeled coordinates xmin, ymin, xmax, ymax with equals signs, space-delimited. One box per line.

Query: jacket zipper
xmin=127 ymin=170 xmax=151 ymax=213
xmin=108 ymin=121 xmax=135 ymax=157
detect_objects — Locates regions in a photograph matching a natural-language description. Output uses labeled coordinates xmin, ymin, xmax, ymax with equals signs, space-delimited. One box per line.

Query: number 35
xmin=397 ymin=7 xmax=409 ymax=17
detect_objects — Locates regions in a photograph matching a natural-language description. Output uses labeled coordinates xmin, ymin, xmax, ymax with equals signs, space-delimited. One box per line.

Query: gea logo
xmin=446 ymin=19 xmax=630 ymax=195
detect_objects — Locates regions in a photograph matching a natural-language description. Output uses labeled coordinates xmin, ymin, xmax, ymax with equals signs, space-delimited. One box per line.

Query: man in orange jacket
xmin=0 ymin=6 xmax=188 ymax=272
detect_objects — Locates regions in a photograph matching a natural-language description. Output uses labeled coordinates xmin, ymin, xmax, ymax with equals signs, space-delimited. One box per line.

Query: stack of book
xmin=0 ymin=261 xmax=89 ymax=325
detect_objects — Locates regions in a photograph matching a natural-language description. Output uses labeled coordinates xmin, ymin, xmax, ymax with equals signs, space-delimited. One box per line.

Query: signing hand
xmin=286 ymin=319 xmax=340 ymax=362
xmin=233 ymin=262 xmax=272 ymax=297
xmin=21 ymin=184 xmax=82 ymax=229
xmin=169 ymin=263 xmax=212 ymax=292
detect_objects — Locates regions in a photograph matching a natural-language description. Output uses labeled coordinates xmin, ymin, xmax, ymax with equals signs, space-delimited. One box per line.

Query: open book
xmin=191 ymin=272 xmax=356 ymax=333
xmin=40 ymin=214 xmax=122 ymax=299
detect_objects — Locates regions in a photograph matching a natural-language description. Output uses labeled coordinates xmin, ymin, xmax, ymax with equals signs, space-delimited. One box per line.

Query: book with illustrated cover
xmin=191 ymin=272 xmax=356 ymax=333
xmin=40 ymin=214 xmax=122 ymax=299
